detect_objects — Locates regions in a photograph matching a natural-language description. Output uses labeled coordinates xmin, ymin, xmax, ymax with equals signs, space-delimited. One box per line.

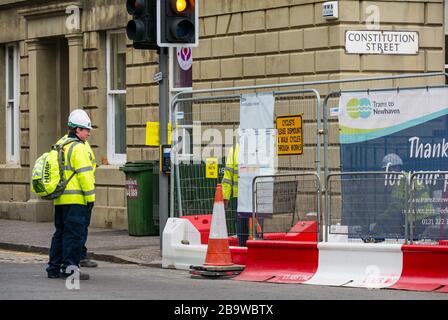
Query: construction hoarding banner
xmin=338 ymin=88 xmax=448 ymax=240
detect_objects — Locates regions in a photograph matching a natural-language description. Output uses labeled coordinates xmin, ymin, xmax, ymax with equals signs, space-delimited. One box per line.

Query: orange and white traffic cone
xmin=190 ymin=184 xmax=244 ymax=279
xmin=204 ymin=184 xmax=233 ymax=266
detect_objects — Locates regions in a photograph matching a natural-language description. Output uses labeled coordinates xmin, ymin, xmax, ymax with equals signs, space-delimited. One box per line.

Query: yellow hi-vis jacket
xmin=222 ymin=144 xmax=239 ymax=200
xmin=53 ymin=135 xmax=96 ymax=206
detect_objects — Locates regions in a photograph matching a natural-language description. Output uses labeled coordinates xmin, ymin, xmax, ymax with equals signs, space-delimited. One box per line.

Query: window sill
xmin=0 ymin=164 xmax=21 ymax=169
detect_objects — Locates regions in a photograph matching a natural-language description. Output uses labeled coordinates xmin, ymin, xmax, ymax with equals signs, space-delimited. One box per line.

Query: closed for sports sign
xmin=276 ymin=115 xmax=303 ymax=156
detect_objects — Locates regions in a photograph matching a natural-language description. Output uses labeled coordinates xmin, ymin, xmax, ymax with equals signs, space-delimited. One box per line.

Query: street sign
xmin=171 ymin=47 xmax=193 ymax=90
xmin=345 ymin=30 xmax=419 ymax=55
xmin=154 ymin=71 xmax=163 ymax=83
xmin=205 ymin=158 xmax=218 ymax=179
xmin=276 ymin=115 xmax=303 ymax=156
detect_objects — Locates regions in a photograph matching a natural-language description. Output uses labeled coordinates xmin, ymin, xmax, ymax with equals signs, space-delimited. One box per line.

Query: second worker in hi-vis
xmin=46 ymin=109 xmax=96 ymax=281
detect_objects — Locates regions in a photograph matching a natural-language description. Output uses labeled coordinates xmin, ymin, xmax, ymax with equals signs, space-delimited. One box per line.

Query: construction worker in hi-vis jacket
xmin=46 ymin=109 xmax=96 ymax=281
xmin=222 ymin=143 xmax=250 ymax=247
xmin=374 ymin=153 xmax=434 ymax=239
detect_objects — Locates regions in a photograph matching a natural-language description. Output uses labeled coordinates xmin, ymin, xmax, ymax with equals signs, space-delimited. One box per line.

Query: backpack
xmin=31 ymin=138 xmax=80 ymax=200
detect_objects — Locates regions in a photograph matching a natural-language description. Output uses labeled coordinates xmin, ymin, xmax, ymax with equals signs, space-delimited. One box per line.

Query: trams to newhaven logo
xmin=346 ymin=98 xmax=399 ymax=119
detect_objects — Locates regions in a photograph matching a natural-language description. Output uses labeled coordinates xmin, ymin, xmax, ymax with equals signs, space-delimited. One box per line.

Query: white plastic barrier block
xmin=162 ymin=218 xmax=207 ymax=270
xmin=304 ymin=242 xmax=403 ymax=289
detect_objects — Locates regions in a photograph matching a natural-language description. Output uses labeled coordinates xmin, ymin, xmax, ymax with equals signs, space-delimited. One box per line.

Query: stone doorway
xmin=27 ymin=36 xmax=71 ymax=221
xmin=28 ymin=37 xmax=70 ymax=158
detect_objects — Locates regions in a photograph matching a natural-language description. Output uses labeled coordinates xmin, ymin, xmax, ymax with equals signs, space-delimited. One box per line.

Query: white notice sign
xmin=345 ymin=30 xmax=419 ymax=55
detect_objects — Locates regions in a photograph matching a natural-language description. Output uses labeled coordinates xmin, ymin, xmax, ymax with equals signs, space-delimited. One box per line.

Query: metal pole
xmin=159 ymin=47 xmax=169 ymax=250
xmin=322 ymin=94 xmax=331 ymax=181
xmin=171 ymin=100 xmax=184 ymax=217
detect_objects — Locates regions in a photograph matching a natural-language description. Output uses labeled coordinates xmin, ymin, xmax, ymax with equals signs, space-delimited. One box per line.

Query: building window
xmin=5 ymin=44 xmax=20 ymax=165
xmin=106 ymin=31 xmax=127 ymax=165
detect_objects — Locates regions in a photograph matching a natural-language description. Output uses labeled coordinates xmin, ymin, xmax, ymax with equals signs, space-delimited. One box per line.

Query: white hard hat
xmin=68 ymin=109 xmax=92 ymax=130
xmin=382 ymin=153 xmax=403 ymax=169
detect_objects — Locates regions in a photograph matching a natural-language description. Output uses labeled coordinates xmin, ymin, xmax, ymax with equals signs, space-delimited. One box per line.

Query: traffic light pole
xmin=159 ymin=47 xmax=169 ymax=250
xmin=127 ymin=0 xmax=198 ymax=250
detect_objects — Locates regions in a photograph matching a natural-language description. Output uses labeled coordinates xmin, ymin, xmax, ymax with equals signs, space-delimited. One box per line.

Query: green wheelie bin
xmin=119 ymin=161 xmax=159 ymax=236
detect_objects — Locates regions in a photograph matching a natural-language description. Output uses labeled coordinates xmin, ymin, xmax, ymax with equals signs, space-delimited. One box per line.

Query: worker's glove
xmin=87 ymin=202 xmax=95 ymax=210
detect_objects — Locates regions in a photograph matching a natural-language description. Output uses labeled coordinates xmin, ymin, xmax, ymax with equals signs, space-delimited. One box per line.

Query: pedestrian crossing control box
xmin=160 ymin=145 xmax=171 ymax=174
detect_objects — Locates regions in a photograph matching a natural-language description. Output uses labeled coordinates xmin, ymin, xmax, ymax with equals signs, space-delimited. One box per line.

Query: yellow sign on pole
xmin=206 ymin=158 xmax=219 ymax=179
xmin=276 ymin=115 xmax=303 ymax=156
xmin=146 ymin=122 xmax=172 ymax=146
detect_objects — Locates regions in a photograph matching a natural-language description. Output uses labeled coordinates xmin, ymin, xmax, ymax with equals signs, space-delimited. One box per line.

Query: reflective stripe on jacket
xmin=222 ymin=144 xmax=239 ymax=200
xmin=54 ymin=134 xmax=96 ymax=205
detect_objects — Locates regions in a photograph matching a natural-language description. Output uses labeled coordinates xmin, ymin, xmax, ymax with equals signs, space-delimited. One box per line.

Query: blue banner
xmin=339 ymin=88 xmax=448 ymax=241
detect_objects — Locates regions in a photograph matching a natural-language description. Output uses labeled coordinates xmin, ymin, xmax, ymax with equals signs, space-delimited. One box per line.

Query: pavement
xmin=0 ymin=219 xmax=162 ymax=267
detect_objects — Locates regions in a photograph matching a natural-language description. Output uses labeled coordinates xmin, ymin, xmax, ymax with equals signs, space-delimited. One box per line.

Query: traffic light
xmin=126 ymin=0 xmax=158 ymax=50
xmin=157 ymin=0 xmax=199 ymax=47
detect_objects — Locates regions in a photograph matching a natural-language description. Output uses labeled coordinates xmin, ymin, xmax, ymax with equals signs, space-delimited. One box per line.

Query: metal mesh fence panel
xmin=253 ymin=174 xmax=321 ymax=241
xmin=172 ymin=91 xmax=320 ymax=245
xmin=326 ymin=172 xmax=408 ymax=243
xmin=410 ymin=172 xmax=448 ymax=244
xmin=173 ymin=98 xmax=240 ymax=237
xmin=169 ymin=73 xmax=447 ymax=245
xmin=274 ymin=92 xmax=319 ymax=173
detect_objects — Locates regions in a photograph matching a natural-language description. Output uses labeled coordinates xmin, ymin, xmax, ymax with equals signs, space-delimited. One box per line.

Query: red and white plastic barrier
xmin=162 ymin=218 xmax=207 ymax=270
xmin=235 ymin=241 xmax=318 ymax=283
xmin=181 ymin=215 xmax=317 ymax=244
xmin=162 ymin=218 xmax=246 ymax=270
xmin=180 ymin=215 xmax=212 ymax=244
xmin=236 ymin=240 xmax=448 ymax=292
xmin=304 ymin=243 xmax=402 ymax=289
xmin=163 ymin=217 xmax=448 ymax=292
xmin=390 ymin=245 xmax=448 ymax=293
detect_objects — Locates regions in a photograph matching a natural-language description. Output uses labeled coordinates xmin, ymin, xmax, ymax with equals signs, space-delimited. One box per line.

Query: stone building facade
xmin=0 ymin=0 xmax=445 ymax=229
